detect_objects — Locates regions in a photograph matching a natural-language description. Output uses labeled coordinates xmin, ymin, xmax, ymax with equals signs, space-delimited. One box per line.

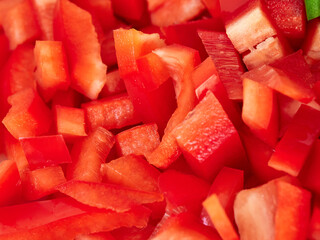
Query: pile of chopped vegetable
xmin=0 ymin=0 xmax=320 ymax=239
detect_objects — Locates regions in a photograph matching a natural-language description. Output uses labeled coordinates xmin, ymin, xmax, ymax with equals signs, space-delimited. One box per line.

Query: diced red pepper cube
xmin=198 ymin=30 xmax=244 ymax=100
xmin=82 ymin=94 xmax=141 ymax=132
xmin=34 ymin=40 xmax=70 ymax=102
xmin=54 ymin=0 xmax=107 ymax=99
xmin=2 ymin=0 xmax=40 ymax=49
xmin=67 ymin=127 xmax=115 ymax=182
xmin=0 ymin=160 xmax=22 ymax=206
xmin=111 ymin=225 xmax=155 ymax=240
xmin=30 ymin=0 xmax=56 ymax=40
xmin=309 ymin=198 xmax=320 ymax=239
xmin=268 ymin=105 xmax=320 ymax=176
xmin=173 ymin=91 xmax=246 ymax=181
xmin=23 ymin=166 xmax=66 ymax=201
xmin=54 ymin=105 xmax=87 ymax=139
xmin=242 ymin=77 xmax=279 ymax=146
xmin=115 ymin=124 xmax=160 ymax=158
xmin=19 ymin=135 xmax=72 ymax=170
xmin=225 ymin=0 xmax=277 ymax=54
xmin=2 ymin=88 xmax=52 ymax=139
xmin=101 ymin=154 xmax=161 ymax=193
xmin=56 ymin=180 xmax=163 ymax=212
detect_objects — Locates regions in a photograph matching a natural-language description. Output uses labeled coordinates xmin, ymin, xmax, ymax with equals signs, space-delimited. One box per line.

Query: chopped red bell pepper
xmin=173 ymin=91 xmax=246 ymax=181
xmin=303 ymin=18 xmax=320 ymax=64
xmin=66 ymin=127 xmax=115 ymax=182
xmin=51 ymin=88 xmax=82 ymax=108
xmin=202 ymin=0 xmax=221 ymax=17
xmin=23 ymin=166 xmax=66 ymax=201
xmin=2 ymin=88 xmax=52 ymax=139
xmin=198 ymin=30 xmax=244 ymax=100
xmin=56 ymin=180 xmax=163 ymax=212
xmin=30 ymin=0 xmax=56 ymax=40
xmin=268 ymin=105 xmax=320 ymax=176
xmin=0 ymin=43 xmax=36 ymax=119
xmin=34 ymin=40 xmax=70 ymax=102
xmin=242 ymin=77 xmax=279 ymax=146
xmin=82 ymin=94 xmax=141 ymax=132
xmin=19 ymin=135 xmax=72 ymax=170
xmin=75 ymin=232 xmax=115 ymax=240
xmin=101 ymin=154 xmax=161 ymax=193
xmin=54 ymin=105 xmax=87 ymax=140
xmin=115 ymin=124 xmax=160 ymax=158
xmin=54 ymin=0 xmax=107 ymax=99
xmin=111 ymin=225 xmax=155 ymax=240
xmin=2 ymin=0 xmax=40 ymax=50
xmin=263 ymin=0 xmax=307 ymax=49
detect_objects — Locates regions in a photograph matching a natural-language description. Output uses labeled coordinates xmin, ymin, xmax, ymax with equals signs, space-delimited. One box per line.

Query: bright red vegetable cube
xmin=19 ymin=135 xmax=72 ymax=170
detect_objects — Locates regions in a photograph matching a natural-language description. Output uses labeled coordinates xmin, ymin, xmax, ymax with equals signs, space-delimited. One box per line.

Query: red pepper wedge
xmin=101 ymin=154 xmax=161 ymax=193
xmin=54 ymin=0 xmax=107 ymax=99
xmin=2 ymin=88 xmax=52 ymax=139
xmin=67 ymin=127 xmax=115 ymax=182
xmin=19 ymin=135 xmax=71 ymax=170
xmin=56 ymin=180 xmax=163 ymax=212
